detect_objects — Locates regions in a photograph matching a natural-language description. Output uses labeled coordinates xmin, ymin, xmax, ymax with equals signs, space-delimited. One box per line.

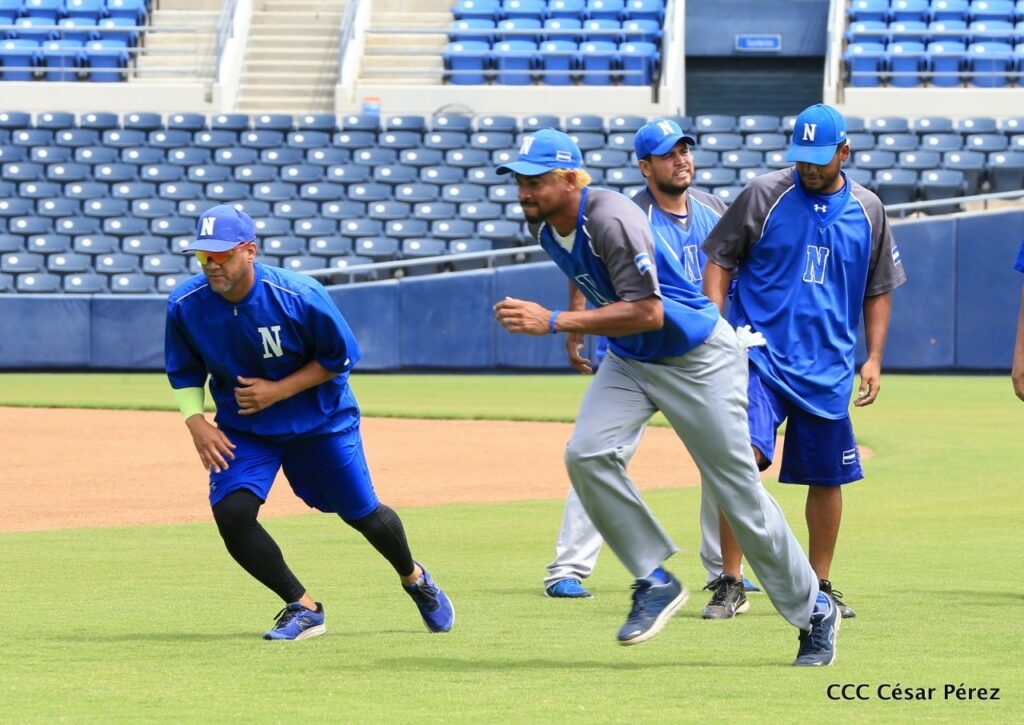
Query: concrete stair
xmin=235 ymin=0 xmax=345 ymax=113
xmin=357 ymin=7 xmax=450 ymax=86
xmin=131 ymin=10 xmax=219 ymax=82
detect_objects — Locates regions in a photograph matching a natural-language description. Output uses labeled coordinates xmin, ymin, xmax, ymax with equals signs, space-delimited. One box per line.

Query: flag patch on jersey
xmin=842 ymin=448 xmax=858 ymax=465
xmin=891 ymin=244 xmax=902 ymax=265
xmin=634 ymin=252 xmax=653 ymax=275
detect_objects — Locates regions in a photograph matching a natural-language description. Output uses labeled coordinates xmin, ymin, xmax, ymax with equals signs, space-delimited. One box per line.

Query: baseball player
xmin=544 ymin=119 xmax=762 ymax=620
xmin=1013 ymin=237 xmax=1024 ymax=401
xmin=493 ymin=129 xmax=841 ymax=665
xmin=701 ymin=104 xmax=907 ymax=620
xmin=164 ymin=204 xmax=454 ymax=640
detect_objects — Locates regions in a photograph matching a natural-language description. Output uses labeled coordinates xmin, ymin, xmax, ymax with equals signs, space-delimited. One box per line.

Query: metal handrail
xmin=336 ymin=0 xmax=359 ymax=84
xmin=213 ymin=0 xmax=240 ymax=82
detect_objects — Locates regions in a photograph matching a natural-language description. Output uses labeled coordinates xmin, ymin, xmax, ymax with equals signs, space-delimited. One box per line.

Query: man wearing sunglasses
xmin=164 ymin=204 xmax=454 ymax=640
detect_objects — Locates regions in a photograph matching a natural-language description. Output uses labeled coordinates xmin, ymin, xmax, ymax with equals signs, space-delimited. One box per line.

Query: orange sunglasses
xmin=194 ymin=242 xmax=249 ymax=266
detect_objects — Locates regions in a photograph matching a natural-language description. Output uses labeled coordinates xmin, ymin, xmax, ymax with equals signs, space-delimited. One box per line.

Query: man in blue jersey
xmin=1013 ymin=238 xmax=1024 ymax=401
xmin=493 ymin=130 xmax=841 ymax=665
xmin=165 ymin=204 xmax=453 ymax=640
xmin=543 ymin=120 xmax=761 ymax=619
xmin=702 ymin=104 xmax=907 ymax=619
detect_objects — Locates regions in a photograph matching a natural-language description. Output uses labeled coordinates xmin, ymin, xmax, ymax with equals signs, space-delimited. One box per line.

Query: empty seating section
xmin=0 ymin=0 xmax=147 ymax=82
xmin=844 ymin=0 xmax=1024 ymax=86
xmin=1 ymin=109 xmax=1021 ymax=293
xmin=445 ymin=0 xmax=665 ymax=84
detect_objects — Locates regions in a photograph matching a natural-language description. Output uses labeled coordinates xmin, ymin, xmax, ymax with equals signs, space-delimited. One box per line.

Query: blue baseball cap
xmin=190 ymin=204 xmax=255 ymax=252
xmin=496 ymin=128 xmax=583 ymax=176
xmin=634 ymin=119 xmax=697 ymax=159
xmin=785 ymin=103 xmax=848 ymax=166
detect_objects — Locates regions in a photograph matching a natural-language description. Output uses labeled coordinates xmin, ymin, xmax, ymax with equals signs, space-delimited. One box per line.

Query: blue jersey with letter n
xmin=165 ymin=263 xmax=361 ymax=440
xmin=530 ymin=186 xmax=719 ymax=361
xmin=702 ymin=168 xmax=906 ymax=418
xmin=632 ymin=187 xmax=726 ymax=284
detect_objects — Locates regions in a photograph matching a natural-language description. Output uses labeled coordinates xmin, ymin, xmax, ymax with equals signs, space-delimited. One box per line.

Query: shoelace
xmin=408 ymin=579 xmax=440 ymax=612
xmin=703 ymin=575 xmax=735 ymax=605
xmin=271 ymin=606 xmax=304 ymax=630
xmin=626 ymin=579 xmax=654 ymax=620
xmin=820 ymin=579 xmax=847 ymax=601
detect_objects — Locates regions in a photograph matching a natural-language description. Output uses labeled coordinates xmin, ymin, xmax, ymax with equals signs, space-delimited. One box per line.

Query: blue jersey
xmin=530 ymin=186 xmax=719 ymax=361
xmin=1015 ymin=238 xmax=1024 ymax=274
xmin=632 ymin=187 xmax=726 ymax=284
xmin=702 ymin=168 xmax=906 ymax=418
xmin=165 ymin=263 xmax=361 ymax=441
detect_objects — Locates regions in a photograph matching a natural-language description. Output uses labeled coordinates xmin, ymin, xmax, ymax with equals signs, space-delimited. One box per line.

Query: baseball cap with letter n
xmin=496 ymin=129 xmax=583 ymax=176
xmin=633 ymin=118 xmax=697 ymax=159
xmin=190 ymin=204 xmax=255 ymax=252
xmin=786 ymin=103 xmax=848 ymax=166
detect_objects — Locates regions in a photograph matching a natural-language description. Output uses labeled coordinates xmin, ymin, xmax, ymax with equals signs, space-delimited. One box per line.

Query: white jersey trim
xmin=171 ymin=283 xmax=208 ymax=305
xmin=760 ymin=182 xmax=797 ymax=241
xmin=262 ymin=279 xmax=302 ymax=296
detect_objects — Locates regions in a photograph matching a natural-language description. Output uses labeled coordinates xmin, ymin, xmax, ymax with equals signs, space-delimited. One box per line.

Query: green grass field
xmin=2 ymin=373 xmax=1021 ymax=723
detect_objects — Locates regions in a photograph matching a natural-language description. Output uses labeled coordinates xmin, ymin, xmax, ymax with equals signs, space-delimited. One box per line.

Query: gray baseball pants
xmin=560 ymin=318 xmax=817 ymax=629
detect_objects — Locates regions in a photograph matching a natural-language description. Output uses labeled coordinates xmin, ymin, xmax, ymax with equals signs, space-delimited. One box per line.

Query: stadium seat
xmin=921 ymin=133 xmax=964 ymax=150
xmin=165 ymin=113 xmax=205 ymax=132
xmin=95 ymin=251 xmax=139 ymax=273
xmin=29 ymin=233 xmax=72 ymax=254
xmin=20 ymin=180 xmax=62 ymax=199
xmin=2 ymin=251 xmax=46 ymax=273
xmin=101 ymin=128 xmax=146 ymax=148
xmin=604 ymin=166 xmax=645 ymax=187
xmin=845 ymin=19 xmax=888 ymax=44
xmin=548 ymin=0 xmax=585 ymax=18
xmin=845 ymin=42 xmax=887 ymax=86
xmin=918 ymin=168 xmax=967 ymax=212
xmin=239 ymin=130 xmax=284 ymax=150
xmin=853 ymin=149 xmax=898 ymax=170
xmin=430 ymin=218 xmax=476 ymax=240
xmin=374 ymin=164 xmax=418 ymax=185
xmin=400 ymin=238 xmax=447 ymax=276
xmin=698 ymin=132 xmax=743 ymax=151
xmin=622 ymin=18 xmax=662 ymax=43
xmin=0 ymin=198 xmax=35 ymax=217
xmin=897 ymin=149 xmax=941 ymax=170
xmin=971 ymin=1 xmax=1015 ymax=22
xmin=384 ymin=218 xmax=429 ymax=239
xmin=695 ymin=167 xmax=737 ymax=188
xmin=41 ymin=40 xmax=84 ymax=82
xmin=487 ymin=184 xmax=519 ymax=203
xmin=66 ymin=181 xmax=112 ymax=199
xmin=121 ymin=147 xmax=163 ymax=166
xmin=619 ymin=41 xmax=657 ymax=85
xmin=192 ymin=130 xmax=238 ymax=150
xmin=941 ymin=149 xmax=986 ymax=193
xmin=298 ymin=182 xmax=345 ymax=201
xmin=412 ymin=201 xmax=456 ymax=221
xmin=306 ymin=147 xmax=351 ymax=167
xmin=37 ymin=198 xmax=81 ymax=219
xmin=0 ymin=234 xmax=24 ymax=253
xmin=578 ymin=41 xmax=617 ymax=84
xmin=444 ymin=41 xmax=491 ymax=84
xmin=150 ymin=217 xmax=193 ymax=238
xmin=458 ymin=200 xmax=504 ymax=221
xmin=83 ymin=39 xmax=129 ymax=82
xmin=35 ymin=112 xmax=77 ymax=131
xmin=363 ymin=200 xmax=409 ymax=221
xmin=876 ymin=133 xmax=920 ymax=151
xmin=158 ymin=181 xmax=204 ymax=201
xmin=16 ymin=272 xmax=62 ymax=292
xmin=354 ymin=236 xmax=400 ymax=260
xmin=64 ymin=272 xmax=109 ymax=293
xmin=8 ymin=216 xmax=52 ymax=235
xmin=0 ymin=39 xmax=41 ymax=81
xmin=910 ymin=116 xmax=955 ymax=135
xmin=131 ymin=198 xmax=177 ymax=219
xmin=142 ymin=253 xmax=186 ymax=275
xmin=109 ymin=272 xmax=156 ymax=293
xmin=273 ymin=200 xmax=319 ymax=220
xmin=874 ymin=168 xmax=919 ymax=205
xmin=261 ymin=148 xmax=305 ymax=166
xmin=986 ymin=150 xmax=1024 ymax=191
xmin=321 ymin=200 xmax=366 ymax=220
xmin=966 ymin=133 xmax=1008 ymax=151
xmin=148 ymin=129 xmax=192 ymax=150
xmin=887 ymin=41 xmax=928 ymax=85
xmin=293 ymin=217 xmax=337 ymax=238
xmin=306 ymin=236 xmax=352 ymax=258
xmin=538 ymin=39 xmax=577 ymax=85
xmin=584 ymin=148 xmax=629 ymax=168
xmin=102 ymin=216 xmax=147 ymax=236
xmin=959 ymin=116 xmax=998 ymax=133
xmin=326 ymin=163 xmax=370 ymax=184
xmin=74 ymin=146 xmax=117 ymax=165
xmin=262 ymin=236 xmax=305 ymax=257
xmin=492 ymin=40 xmax=537 ymax=84
xmin=280 ymin=163 xmax=324 ymax=184
xmin=967 ymin=41 xmax=1015 ymax=85
xmin=450 ymin=18 xmax=496 ymax=44
xmin=95 ymin=17 xmax=138 ymax=46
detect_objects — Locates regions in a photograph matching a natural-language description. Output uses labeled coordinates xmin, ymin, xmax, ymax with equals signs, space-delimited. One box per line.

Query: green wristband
xmin=172 ymin=387 xmax=205 ymax=419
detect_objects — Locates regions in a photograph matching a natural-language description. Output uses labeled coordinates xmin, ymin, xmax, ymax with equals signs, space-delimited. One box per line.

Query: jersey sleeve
xmin=588 ymin=193 xmax=660 ymax=302
xmin=164 ymin=300 xmax=209 ymax=389
xmin=305 ymin=283 xmax=361 ymax=373
xmin=857 ymin=189 xmax=908 ymax=297
xmin=700 ymin=179 xmax=775 ymax=270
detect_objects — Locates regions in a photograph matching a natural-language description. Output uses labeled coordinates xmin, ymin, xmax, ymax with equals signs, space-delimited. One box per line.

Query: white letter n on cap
xmin=802 ymin=123 xmax=817 ymax=142
xmin=519 ymin=136 xmax=535 ymax=155
xmin=200 ymin=216 xmax=216 ymax=237
xmin=657 ymin=120 xmax=674 ymax=136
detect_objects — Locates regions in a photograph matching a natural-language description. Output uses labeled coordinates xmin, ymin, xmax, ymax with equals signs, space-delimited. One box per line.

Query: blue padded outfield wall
xmin=0 ymin=209 xmax=1021 ymax=372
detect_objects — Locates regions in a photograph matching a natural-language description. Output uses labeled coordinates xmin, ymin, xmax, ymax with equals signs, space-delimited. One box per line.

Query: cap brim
xmin=496 ymin=160 xmax=558 ymax=176
xmin=643 ymin=133 xmax=697 ymax=157
xmin=785 ymin=144 xmax=838 ymax=165
xmin=186 ymin=239 xmax=243 ymax=253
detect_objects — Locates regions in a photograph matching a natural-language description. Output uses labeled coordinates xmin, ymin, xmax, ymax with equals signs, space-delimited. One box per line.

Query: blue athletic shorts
xmin=747 ymin=365 xmax=863 ymax=486
xmin=208 ymin=426 xmax=380 ymax=520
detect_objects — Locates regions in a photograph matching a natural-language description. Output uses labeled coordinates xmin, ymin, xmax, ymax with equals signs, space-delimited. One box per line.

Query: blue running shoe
xmin=742 ymin=577 xmax=762 ymax=593
xmin=263 ymin=602 xmax=326 ymax=641
xmin=793 ymin=594 xmax=841 ymax=666
xmin=617 ymin=572 xmax=689 ymax=646
xmin=545 ymin=578 xmax=592 ymax=598
xmin=403 ymin=562 xmax=454 ymax=633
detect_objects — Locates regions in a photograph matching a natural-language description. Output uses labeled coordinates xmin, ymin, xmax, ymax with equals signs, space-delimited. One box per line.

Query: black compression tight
xmin=212 ymin=489 xmax=305 ymax=604
xmin=344 ymin=504 xmax=416 ymax=579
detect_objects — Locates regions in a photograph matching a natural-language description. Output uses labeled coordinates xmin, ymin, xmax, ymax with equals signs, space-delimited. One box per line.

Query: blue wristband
xmin=549 ymin=310 xmax=561 ymax=334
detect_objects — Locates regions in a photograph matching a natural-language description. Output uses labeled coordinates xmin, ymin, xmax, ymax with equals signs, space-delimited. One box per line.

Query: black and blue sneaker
xmin=263 ymin=602 xmax=326 ymax=641
xmin=793 ymin=593 xmax=840 ymax=666
xmin=616 ymin=572 xmax=689 ymax=646
xmin=403 ymin=562 xmax=455 ymax=633
xmin=819 ymin=579 xmax=856 ymax=618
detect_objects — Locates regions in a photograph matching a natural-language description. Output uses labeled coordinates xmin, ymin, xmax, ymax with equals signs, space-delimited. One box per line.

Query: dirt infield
xmin=0 ymin=406 xmax=795 ymax=533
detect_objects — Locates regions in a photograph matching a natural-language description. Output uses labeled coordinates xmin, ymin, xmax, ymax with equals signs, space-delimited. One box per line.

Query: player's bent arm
xmin=1012 ymin=288 xmax=1024 ymax=401
xmin=703 ymin=261 xmax=733 ymax=313
xmin=235 ymin=360 xmax=337 ymax=414
xmin=554 ymin=296 xmax=663 ymax=337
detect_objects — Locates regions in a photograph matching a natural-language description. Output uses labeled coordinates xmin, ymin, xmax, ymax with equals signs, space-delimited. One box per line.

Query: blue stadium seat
xmin=320 ymin=200 xmax=365 ymax=219
xmin=487 ymin=184 xmax=519 ymax=203
xmin=444 ymin=41 xmax=490 ymax=84
xmin=139 ymin=163 xmax=183 ymax=183
xmin=897 ymin=149 xmax=941 ymax=169
xmin=150 ymin=216 xmax=193 ymax=238
xmin=251 ymin=217 xmax=291 ymax=237
xmin=353 ymin=237 xmax=400 ymax=261
xmin=442 ymin=182 xmax=487 ymax=202
xmin=364 ymin=200 xmax=410 ymax=220
xmin=542 ymin=18 xmax=582 ymax=43
xmin=19 ymin=180 xmax=62 ymax=199
xmin=941 ymin=149 xmax=986 ymax=192
xmin=910 ymin=116 xmax=955 ymax=135
xmin=95 ymin=17 xmax=138 ymax=46
xmin=399 ymin=149 xmax=444 ymax=170
xmin=331 ymin=131 xmax=375 ymax=152
xmin=737 ymin=115 xmax=781 ymax=133
xmin=261 ymin=147 xmax=304 ymax=166
xmin=490 ymin=148 xmax=517 ymax=166
xmin=187 ymin=164 xmax=233 ymax=183
xmin=476 ymin=219 xmax=523 ymax=248
xmin=12 ymin=129 xmax=55 ymax=148
xmin=928 ymin=17 xmax=968 ymax=43
xmin=7 ymin=215 xmax=52 ymax=235
xmin=959 ymin=116 xmax=998 ymax=133
xmin=95 ymin=250 xmax=139 ymax=272
xmin=176 ymin=199 xmax=205 ymax=217
xmin=459 ymin=200 xmax=503 ymax=220
xmin=503 ymin=0 xmax=546 ymax=20
xmin=448 ymin=238 xmax=493 ymax=270
xmin=735 ymin=167 xmax=770 ymax=183
xmin=930 ymin=0 xmax=969 ymax=22
xmin=378 ymin=131 xmax=422 ymax=151
xmin=64 ymin=272 xmax=109 ymax=293
xmin=131 ymin=198 xmax=176 ymax=219
xmin=374 ymin=164 xmax=418 ymax=185
xmin=888 ymin=20 xmax=929 ymax=44
xmin=918 ymin=168 xmax=966 ymax=212
xmin=121 ymin=146 xmax=163 ymax=166
xmin=239 ymin=130 xmax=284 ymax=150
xmin=339 ymin=113 xmax=380 ymax=132
xmin=0 ymin=146 xmax=26 ymax=164
xmin=292 ymin=217 xmax=336 ymax=239
xmin=165 ymin=112 xmax=205 ymax=132
xmin=443 ymin=149 xmax=488 ymax=170
xmin=306 ymin=236 xmax=352 ymax=258
xmin=621 ymin=18 xmax=662 ymax=43
xmin=581 ymin=18 xmax=619 ymax=43
xmin=109 ymin=272 xmax=156 ymax=293
xmin=876 ymin=132 xmax=920 ymax=151
xmin=287 ymin=130 xmax=331 ymax=149
xmin=1001 ymin=117 xmax=1024 ymax=134
xmin=192 ymin=130 xmax=238 ymax=150
xmin=986 ymin=150 xmax=1024 ymax=191
xmin=547 ymin=0 xmax=585 ymax=17
xmin=845 ymin=42 xmax=887 ymax=86
xmin=66 ymin=180 xmax=111 ymax=199
xmin=279 ymin=163 xmax=323 ymax=184
xmin=147 ymin=129 xmax=191 ymax=149
xmin=37 ymin=198 xmax=81 ymax=218
xmin=83 ymin=39 xmax=128 ymax=82
xmin=450 ymin=18 xmax=496 ymax=44
xmin=967 ymin=41 xmax=1014 ymax=85
xmin=968 ymin=19 xmax=1014 ymax=43
xmin=74 ymin=146 xmax=117 ymax=165
xmin=261 ymin=235 xmax=305 ymax=257
xmin=41 ymin=40 xmax=84 ymax=81
xmin=720 ymin=149 xmax=764 ymax=169
xmin=583 ymin=148 xmax=629 ymax=168
xmin=874 ymin=168 xmax=919 ymax=204
xmin=578 ymin=40 xmax=616 ymax=84
xmin=470 ymin=131 xmax=517 ymax=151
xmin=890 ymin=0 xmax=929 ymax=22
xmin=30 ymin=113 xmax=73 ymax=130
xmin=0 ymin=233 xmax=24 ymax=253
xmin=966 ymin=132 xmax=1008 ymax=151
xmin=101 ymin=128 xmax=145 ymax=148
xmin=384 ymin=114 xmax=426 ymax=134
xmin=887 ymin=41 xmax=927 ymax=85
xmin=0 ymin=272 xmax=11 ymax=292
xmin=971 ymin=0 xmax=1015 ymax=21
xmin=306 ymin=147 xmax=351 ymax=167
xmin=353 ymin=148 xmax=398 ymax=166
xmin=568 ymin=131 xmax=605 ymax=151
xmin=295 ymin=114 xmax=337 ymax=132
xmin=384 ymin=218 xmax=429 ymax=239
xmin=0 ymin=198 xmax=35 ymax=218
xmin=623 ymin=0 xmax=664 ymax=22
xmin=743 ymin=132 xmax=788 ymax=151
xmin=108 ymin=181 xmax=155 ymax=201
xmin=430 ymin=218 xmax=475 ymax=240
xmin=83 ymin=197 xmax=129 ymax=218
xmin=207 ymin=113 xmax=248 ymax=132
xmin=619 ymin=41 xmax=657 ymax=85
xmin=493 ymin=40 xmax=537 ymax=84
xmin=28 ymin=233 xmax=71 ymax=253
xmin=853 ymin=149 xmax=898 ymax=170
xmin=452 ymin=0 xmax=500 ymax=21
xmin=586 ymin=0 xmax=625 ymax=21
xmin=141 ymin=253 xmax=186 ymax=275
xmin=16 ymin=272 xmax=62 ymax=292
xmin=868 ymin=116 xmax=911 ymax=133
xmin=845 ymin=20 xmax=888 ymax=43
xmin=2 ymin=251 xmax=46 ymax=273
xmin=166 ymin=147 xmax=211 ymax=168
xmin=2 ymin=162 xmax=44 ymax=182
xmin=848 ymin=0 xmax=888 ymax=22
xmin=158 ymin=181 xmax=204 ymax=200
xmin=694 ymin=114 xmax=736 ymax=133
xmin=920 ymin=132 xmax=963 ymax=150
xmin=0 ymin=111 xmax=31 ymax=129
xmin=298 ymin=182 xmax=344 ymax=201
xmin=400 ymin=238 xmax=447 ymax=276
xmin=324 ymin=164 xmax=369 ymax=184
xmin=338 ymin=218 xmax=384 ymax=239
xmin=345 ymin=182 xmax=391 ymax=203
xmin=272 ymin=200 xmax=318 ymax=220
xmin=251 ymin=113 xmax=292 ymax=132
xmin=11 ymin=19 xmax=54 ymax=44
xmin=478 ymin=114 xmax=520 ymax=132
xmin=102 ymin=216 xmax=147 ymax=236
xmin=429 ymin=115 xmax=472 ymax=135
xmin=32 ymin=146 xmax=72 ymax=164
xmin=605 ymin=166 xmax=645 ymax=186
xmin=694 ymin=167 xmax=737 ymax=188
xmin=412 ymin=201 xmax=456 ymax=220
xmin=698 ymin=132 xmax=743 ymax=151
